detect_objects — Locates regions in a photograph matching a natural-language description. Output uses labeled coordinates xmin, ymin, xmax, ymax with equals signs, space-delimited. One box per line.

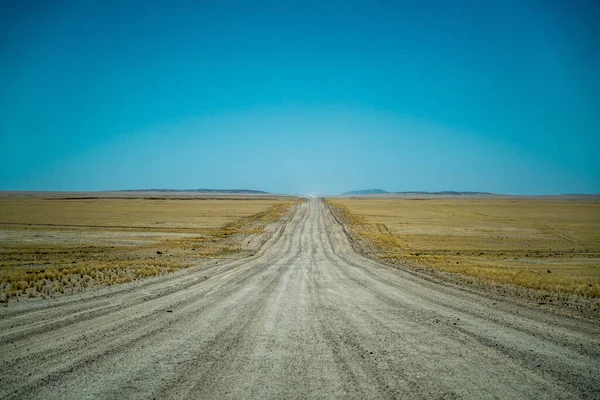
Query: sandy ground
xmin=330 ymin=197 xmax=600 ymax=298
xmin=0 ymin=199 xmax=599 ymax=399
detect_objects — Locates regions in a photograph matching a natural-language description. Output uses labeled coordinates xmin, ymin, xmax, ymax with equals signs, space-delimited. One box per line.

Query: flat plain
xmin=328 ymin=197 xmax=600 ymax=298
xmin=0 ymin=196 xmax=598 ymax=399
xmin=0 ymin=193 xmax=296 ymax=300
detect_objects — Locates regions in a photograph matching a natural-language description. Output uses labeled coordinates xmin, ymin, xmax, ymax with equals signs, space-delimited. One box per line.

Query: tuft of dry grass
xmin=0 ymin=196 xmax=299 ymax=301
xmin=327 ymin=198 xmax=600 ymax=298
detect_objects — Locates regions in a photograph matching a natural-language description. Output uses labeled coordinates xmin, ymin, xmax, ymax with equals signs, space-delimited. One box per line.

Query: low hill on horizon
xmin=342 ymin=189 xmax=388 ymax=195
xmin=118 ymin=189 xmax=269 ymax=194
xmin=341 ymin=189 xmax=494 ymax=196
xmin=395 ymin=190 xmax=494 ymax=195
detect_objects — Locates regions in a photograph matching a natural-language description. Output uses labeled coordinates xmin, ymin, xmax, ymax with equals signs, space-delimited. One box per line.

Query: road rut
xmin=1 ymin=199 xmax=599 ymax=399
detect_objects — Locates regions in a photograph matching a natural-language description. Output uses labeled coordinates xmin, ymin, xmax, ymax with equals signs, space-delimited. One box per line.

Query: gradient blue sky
xmin=1 ymin=0 xmax=598 ymax=195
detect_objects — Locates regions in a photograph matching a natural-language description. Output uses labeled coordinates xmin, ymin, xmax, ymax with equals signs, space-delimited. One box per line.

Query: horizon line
xmin=1 ymin=189 xmax=599 ymax=197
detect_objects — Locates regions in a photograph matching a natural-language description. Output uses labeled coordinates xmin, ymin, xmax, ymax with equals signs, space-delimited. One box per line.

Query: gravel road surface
xmin=1 ymin=199 xmax=599 ymax=399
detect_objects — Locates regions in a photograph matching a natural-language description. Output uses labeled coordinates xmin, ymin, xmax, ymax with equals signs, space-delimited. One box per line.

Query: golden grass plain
xmin=328 ymin=197 xmax=600 ymax=297
xmin=0 ymin=195 xmax=298 ymax=301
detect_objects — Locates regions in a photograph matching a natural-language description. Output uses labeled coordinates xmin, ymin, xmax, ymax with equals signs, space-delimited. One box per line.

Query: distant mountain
xmin=342 ymin=189 xmax=388 ymax=195
xmin=341 ymin=189 xmax=495 ymax=196
xmin=393 ymin=191 xmax=493 ymax=195
xmin=118 ymin=189 xmax=269 ymax=194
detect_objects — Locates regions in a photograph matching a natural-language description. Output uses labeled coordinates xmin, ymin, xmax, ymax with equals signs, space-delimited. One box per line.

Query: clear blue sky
xmin=1 ymin=0 xmax=598 ymax=195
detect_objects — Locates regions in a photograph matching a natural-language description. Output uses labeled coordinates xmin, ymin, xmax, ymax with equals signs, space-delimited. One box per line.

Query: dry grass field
xmin=328 ymin=197 xmax=600 ymax=297
xmin=0 ymin=195 xmax=297 ymax=301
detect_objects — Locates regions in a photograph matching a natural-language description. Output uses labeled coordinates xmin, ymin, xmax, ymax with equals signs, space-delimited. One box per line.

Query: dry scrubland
xmin=0 ymin=195 xmax=297 ymax=301
xmin=3 ymin=199 xmax=599 ymax=399
xmin=328 ymin=198 xmax=600 ymax=298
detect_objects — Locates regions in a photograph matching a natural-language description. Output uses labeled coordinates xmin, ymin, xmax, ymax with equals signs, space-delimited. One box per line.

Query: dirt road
xmin=1 ymin=199 xmax=599 ymax=399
